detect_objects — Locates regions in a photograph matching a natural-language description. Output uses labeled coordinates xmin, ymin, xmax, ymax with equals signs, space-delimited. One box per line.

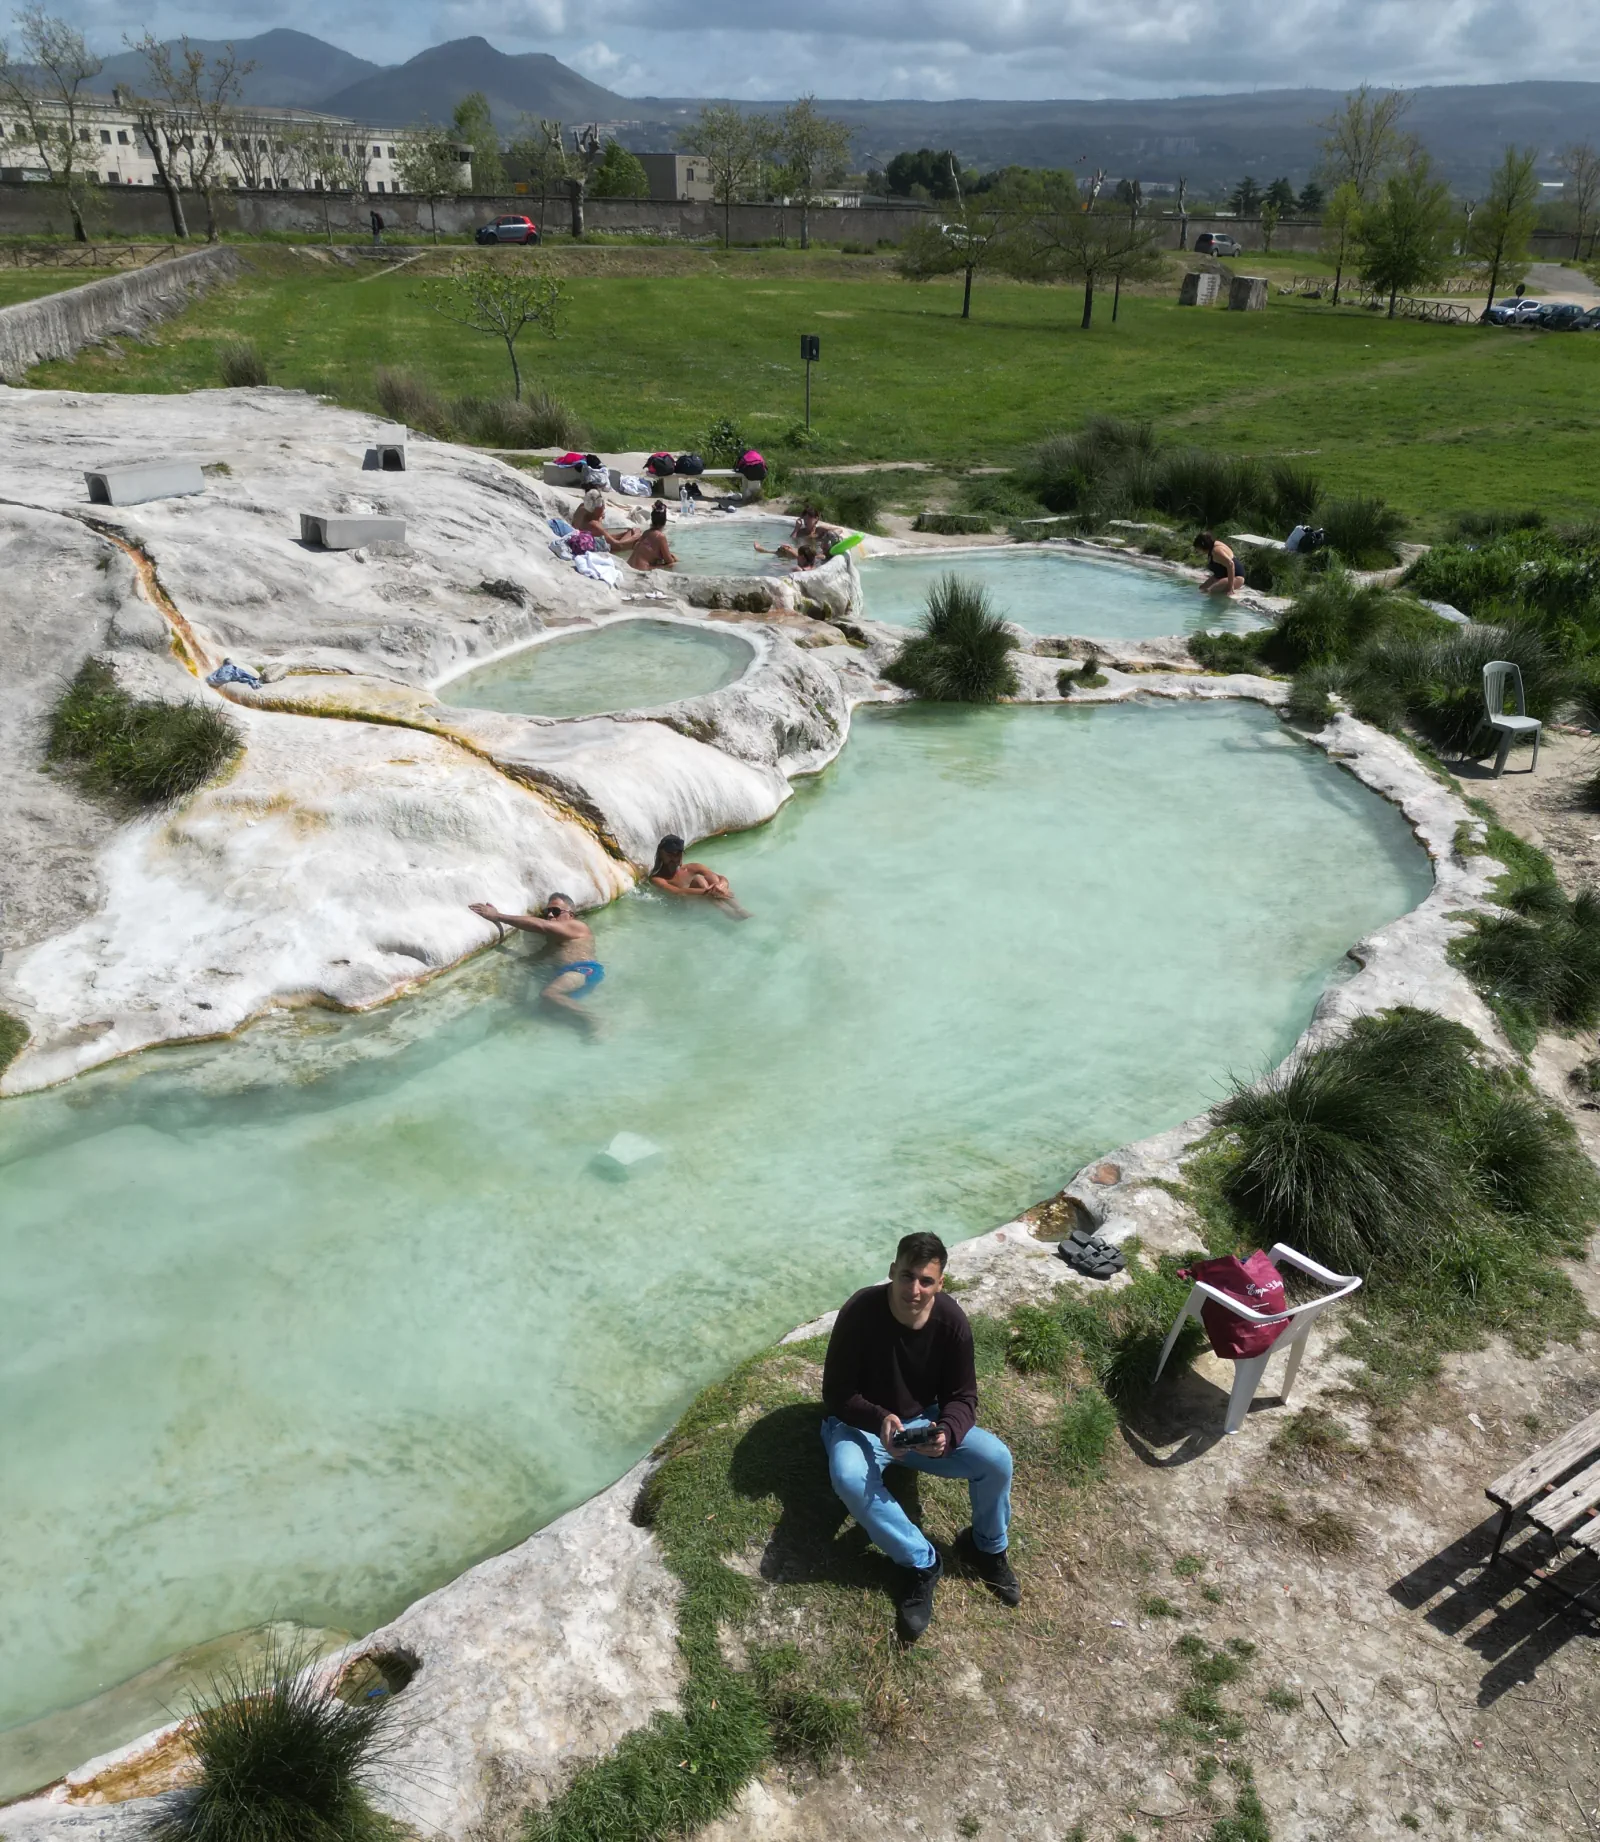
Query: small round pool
xmin=438 ymin=619 xmax=754 ymax=719
xmin=859 ymin=546 xmax=1263 ymax=638
xmin=666 ymin=515 xmax=797 ymax=577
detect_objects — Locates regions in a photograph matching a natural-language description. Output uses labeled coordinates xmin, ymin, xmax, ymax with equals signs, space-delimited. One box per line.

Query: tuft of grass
xmin=150 ymin=1634 xmax=400 ymax=1842
xmin=1269 ymin=1406 xmax=1357 ymax=1465
xmin=1256 ymin=566 xmax=1442 ymax=672
xmin=1057 ymin=658 xmax=1108 ymax=695
xmin=914 ymin=510 xmax=991 ymax=535
xmin=1142 ymin=1595 xmax=1184 ymax=1619
xmin=1264 ymin=1685 xmax=1303 ymax=1713
xmin=373 ymin=367 xmax=588 ymax=448
xmin=1055 ymin=1385 xmax=1117 ymax=1482
xmin=1188 ymin=629 xmax=1267 ymax=676
xmin=0 ymin=1008 xmax=28 ymax=1075
xmin=374 ymin=365 xmax=450 ymax=435
xmin=885 ymin=574 xmax=1019 ymax=703
xmin=1285 ymin=663 xmax=1344 ymax=725
xmin=217 ymin=337 xmax=269 ymax=388
xmin=48 ymin=658 xmax=242 ymax=807
xmin=1455 ymin=883 xmax=1600 ymax=1044
xmin=1006 ymin=1304 xmax=1072 ymax=1374
xmin=1172 ymin=1553 xmax=1206 ymax=1578
xmin=1201 ymin=1585 xmax=1224 ymax=1604
xmin=1319 ymin=492 xmax=1405 ymax=566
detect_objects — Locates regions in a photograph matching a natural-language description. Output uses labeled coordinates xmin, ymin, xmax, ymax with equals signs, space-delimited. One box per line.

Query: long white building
xmin=0 ymin=91 xmax=471 ymax=195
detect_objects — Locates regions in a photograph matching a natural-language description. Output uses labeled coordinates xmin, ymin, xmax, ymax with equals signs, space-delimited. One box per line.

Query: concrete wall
xmin=0 ymin=245 xmax=241 ymax=380
xmin=0 ymin=182 xmax=933 ymax=246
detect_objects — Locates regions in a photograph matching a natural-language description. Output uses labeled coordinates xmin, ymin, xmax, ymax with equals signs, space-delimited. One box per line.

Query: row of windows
xmin=2 ymin=124 xmax=401 ymax=161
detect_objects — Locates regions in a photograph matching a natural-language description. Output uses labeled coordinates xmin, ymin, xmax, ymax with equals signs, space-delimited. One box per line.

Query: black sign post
xmin=800 ymin=333 xmax=820 ymax=429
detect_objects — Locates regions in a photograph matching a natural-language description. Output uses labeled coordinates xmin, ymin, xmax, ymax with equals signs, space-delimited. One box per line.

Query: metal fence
xmin=0 ymin=241 xmax=178 ymax=269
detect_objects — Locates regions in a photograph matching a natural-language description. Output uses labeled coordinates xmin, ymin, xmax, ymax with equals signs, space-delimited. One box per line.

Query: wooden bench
xmin=1485 ymin=1407 xmax=1600 ymax=1563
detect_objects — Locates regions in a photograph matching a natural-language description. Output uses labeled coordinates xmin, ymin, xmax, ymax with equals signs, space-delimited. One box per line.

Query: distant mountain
xmin=636 ymin=81 xmax=1600 ymax=191
xmin=89 ymin=28 xmax=381 ymax=109
xmin=316 ymin=38 xmax=631 ymax=128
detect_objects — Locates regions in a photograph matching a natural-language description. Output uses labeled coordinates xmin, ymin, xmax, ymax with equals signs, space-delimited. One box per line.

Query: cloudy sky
xmin=57 ymin=0 xmax=1600 ymax=98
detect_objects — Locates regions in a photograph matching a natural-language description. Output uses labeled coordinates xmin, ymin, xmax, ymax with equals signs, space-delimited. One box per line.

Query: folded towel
xmin=575 ymin=550 xmax=621 ymax=587
xmin=548 ymin=515 xmax=575 ymax=537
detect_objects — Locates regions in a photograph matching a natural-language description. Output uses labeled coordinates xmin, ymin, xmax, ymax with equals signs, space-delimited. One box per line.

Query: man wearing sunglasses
xmin=469 ymin=894 xmax=604 ymax=1032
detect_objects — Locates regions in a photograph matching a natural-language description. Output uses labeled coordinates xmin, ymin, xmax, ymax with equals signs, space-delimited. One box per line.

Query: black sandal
xmin=1058 ymin=1226 xmax=1126 ymax=1280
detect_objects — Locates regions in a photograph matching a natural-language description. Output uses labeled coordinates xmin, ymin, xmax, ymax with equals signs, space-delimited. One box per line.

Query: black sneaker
xmin=959 ymin=1529 xmax=1021 ymax=1606
xmin=896 ymin=1551 xmax=943 ymax=1640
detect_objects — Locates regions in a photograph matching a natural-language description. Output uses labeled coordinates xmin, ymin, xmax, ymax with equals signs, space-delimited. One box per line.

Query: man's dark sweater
xmin=822 ymin=1285 xmax=979 ymax=1450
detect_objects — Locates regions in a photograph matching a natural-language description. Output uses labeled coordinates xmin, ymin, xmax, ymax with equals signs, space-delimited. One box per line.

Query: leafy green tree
xmin=590 ymin=139 xmax=648 ymax=198
xmin=1356 ymin=155 xmax=1456 ymax=317
xmin=885 ymin=148 xmax=961 ymax=199
xmin=777 ymin=96 xmax=853 ymax=250
xmin=1003 ymin=174 xmax=1164 ymax=329
xmin=1319 ymin=84 xmax=1414 ymax=202
xmin=1297 ymin=180 xmax=1326 ymax=216
xmin=395 ymin=127 xmax=464 ymax=241
xmin=1265 ymin=176 xmax=1296 ymax=211
xmin=1466 ymin=145 xmax=1540 ymax=318
xmin=1321 ymin=179 xmax=1362 ymax=304
xmin=1557 ymin=142 xmax=1600 ymax=259
xmin=0 ymin=8 xmax=101 ymax=241
xmin=507 ymin=115 xmax=569 ymax=226
xmin=1260 ymin=200 xmax=1281 ymax=251
xmin=1229 ymin=175 xmax=1263 ymax=215
xmin=681 ymin=103 xmax=775 ymax=247
xmin=896 ymin=165 xmax=1017 ymax=319
xmin=423 ymin=261 xmax=563 ymax=399
xmin=452 ymin=91 xmax=505 ymax=194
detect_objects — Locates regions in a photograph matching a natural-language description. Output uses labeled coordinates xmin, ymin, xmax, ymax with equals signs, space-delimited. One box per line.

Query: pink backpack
xmin=1187 ymin=1252 xmax=1288 ymax=1359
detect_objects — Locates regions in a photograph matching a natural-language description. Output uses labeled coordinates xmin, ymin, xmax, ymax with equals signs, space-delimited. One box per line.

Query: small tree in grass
xmin=591 ymin=138 xmax=648 ymax=197
xmin=776 ymin=95 xmax=853 ymax=250
xmin=1557 ymin=142 xmax=1600 ymax=260
xmin=684 ymin=103 xmax=775 ymax=248
xmin=423 ymin=261 xmax=564 ymax=401
xmin=1321 ymin=179 xmax=1362 ymax=304
xmin=1260 ymin=200 xmax=1280 ymax=252
xmin=896 ymin=155 xmax=1015 ymax=319
xmin=1356 ymin=154 xmax=1456 ymax=317
xmin=0 ymin=8 xmax=101 ymax=242
xmin=452 ymin=90 xmax=504 ymax=194
xmin=1467 ymin=145 xmax=1540 ymax=320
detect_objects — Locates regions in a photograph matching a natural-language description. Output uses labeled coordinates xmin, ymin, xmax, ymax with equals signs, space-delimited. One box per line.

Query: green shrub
xmin=790 ymin=475 xmax=885 ymax=534
xmin=696 ymin=415 xmax=747 ymax=465
xmin=1008 ymin=1303 xmax=1072 ymax=1373
xmin=1187 ymin=630 xmax=1267 ymax=675
xmin=1056 ymin=1386 xmax=1118 ymax=1481
xmin=1266 ymin=459 xmax=1324 ymax=528
xmin=1216 ymin=1007 xmax=1598 ymax=1282
xmin=915 ymin=510 xmax=991 ymax=535
xmin=1285 ymin=664 xmax=1345 ymax=725
xmin=217 ymin=338 xmax=269 ymax=388
xmin=1456 ymin=883 xmax=1600 ymax=1042
xmin=961 ymin=475 xmax=1046 ymax=522
xmin=451 ymin=391 xmax=590 ymax=449
xmin=0 ymin=1008 xmax=28 ymax=1075
xmin=1153 ymin=448 xmax=1269 ymax=529
xmin=885 ymin=574 xmax=1019 ymax=702
xmin=1057 ymin=658 xmax=1108 ymax=694
xmin=1319 ymin=494 xmax=1405 ymax=566
xmin=1256 ymin=568 xmax=1443 ymax=672
xmin=1381 ymin=621 xmax=1564 ymax=756
xmin=374 ymin=366 xmax=450 ymax=437
xmin=1405 ymin=526 xmax=1600 ymax=633
xmin=49 ymin=659 xmax=241 ymax=807
xmin=150 ymin=1636 xmax=399 ymax=1842
xmin=1449 ymin=507 xmax=1545 ymax=542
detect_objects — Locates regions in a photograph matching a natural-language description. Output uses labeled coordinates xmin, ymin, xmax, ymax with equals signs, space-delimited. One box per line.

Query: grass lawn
xmin=26 ymin=246 xmax=1600 ymax=531
xmin=0 ymin=268 xmax=127 ymax=307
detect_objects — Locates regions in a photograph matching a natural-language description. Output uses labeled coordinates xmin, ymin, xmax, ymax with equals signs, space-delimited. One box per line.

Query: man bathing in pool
xmin=469 ymin=894 xmax=604 ymax=1030
xmin=649 ymin=835 xmax=750 ymax=919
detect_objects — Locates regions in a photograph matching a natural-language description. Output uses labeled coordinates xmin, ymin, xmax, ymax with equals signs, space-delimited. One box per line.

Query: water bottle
xmin=678 ymin=484 xmax=688 ymax=515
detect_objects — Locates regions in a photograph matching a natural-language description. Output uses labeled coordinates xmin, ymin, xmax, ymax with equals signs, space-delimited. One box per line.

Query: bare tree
xmin=291 ymin=127 xmax=371 ymax=243
xmin=395 ymin=126 xmax=462 ymax=242
xmin=0 ymin=8 xmax=103 ymax=241
xmin=1467 ymin=145 xmax=1540 ymax=318
xmin=130 ymin=35 xmax=252 ymax=241
xmin=1318 ymin=84 xmax=1414 ymax=202
xmin=1557 ymin=142 xmax=1600 ymax=260
xmin=565 ymin=122 xmax=604 ymax=237
xmin=508 ymin=114 xmax=568 ymax=228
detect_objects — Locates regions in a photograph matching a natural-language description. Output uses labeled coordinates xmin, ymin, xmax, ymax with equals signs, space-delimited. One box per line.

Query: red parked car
xmin=475 ymin=214 xmax=540 ymax=245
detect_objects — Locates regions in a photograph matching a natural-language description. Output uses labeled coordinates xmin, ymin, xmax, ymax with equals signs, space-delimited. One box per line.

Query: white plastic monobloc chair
xmin=1480 ymin=660 xmax=1541 ymax=777
xmin=1151 ymin=1245 xmax=1363 ymax=1435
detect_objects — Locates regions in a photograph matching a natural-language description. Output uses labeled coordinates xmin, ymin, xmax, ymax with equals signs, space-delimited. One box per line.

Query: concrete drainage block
xmin=363 ymin=426 xmax=408 ymax=471
xmin=300 ymin=513 xmax=407 ymax=549
xmin=84 ymin=460 xmax=206 ymax=506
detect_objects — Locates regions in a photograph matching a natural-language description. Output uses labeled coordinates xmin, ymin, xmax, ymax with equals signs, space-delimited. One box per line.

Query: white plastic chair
xmin=1479 ymin=661 xmax=1541 ymax=777
xmin=1152 ymin=1245 xmax=1363 ymax=1435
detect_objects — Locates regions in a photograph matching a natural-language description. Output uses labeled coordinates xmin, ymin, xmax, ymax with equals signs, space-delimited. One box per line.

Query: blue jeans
xmin=821 ymin=1412 xmax=1013 ymax=1572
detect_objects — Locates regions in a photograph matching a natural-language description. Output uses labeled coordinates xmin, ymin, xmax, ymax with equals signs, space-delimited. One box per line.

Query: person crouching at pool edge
xmin=1194 ymin=530 xmax=1242 ymax=595
xmin=649 ymin=835 xmax=750 ymax=919
xmin=821 ymin=1230 xmax=1019 ymax=1640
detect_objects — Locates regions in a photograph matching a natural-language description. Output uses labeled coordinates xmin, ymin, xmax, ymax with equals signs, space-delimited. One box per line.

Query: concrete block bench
xmin=300 ymin=513 xmax=406 ymax=549
xmin=84 ymin=460 xmax=205 ymax=505
xmin=363 ymin=426 xmax=407 ymax=472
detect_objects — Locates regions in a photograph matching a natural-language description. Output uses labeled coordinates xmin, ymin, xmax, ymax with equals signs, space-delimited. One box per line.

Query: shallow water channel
xmin=0 ymin=701 xmax=1429 ymax=1779
xmin=438 ymin=619 xmax=753 ymax=718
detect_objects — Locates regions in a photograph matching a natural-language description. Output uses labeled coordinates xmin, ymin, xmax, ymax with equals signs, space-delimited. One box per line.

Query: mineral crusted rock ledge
xmin=0 ymin=628 xmax=1515 ymax=1839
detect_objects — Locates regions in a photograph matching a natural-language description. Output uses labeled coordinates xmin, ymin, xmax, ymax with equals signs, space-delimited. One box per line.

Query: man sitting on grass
xmin=821 ymin=1230 xmax=1018 ymax=1640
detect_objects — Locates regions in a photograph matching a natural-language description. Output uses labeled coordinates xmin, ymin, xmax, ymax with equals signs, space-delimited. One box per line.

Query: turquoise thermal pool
xmin=438 ymin=619 xmax=753 ymax=718
xmin=665 ymin=513 xmax=796 ymax=576
xmin=857 ymin=546 xmax=1264 ymax=637
xmin=0 ymin=702 xmax=1430 ymax=1784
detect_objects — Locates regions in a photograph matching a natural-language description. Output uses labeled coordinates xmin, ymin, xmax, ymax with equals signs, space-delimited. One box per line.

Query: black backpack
xmin=645 ymin=452 xmax=676 ymax=476
xmin=675 ymin=453 xmax=705 ymax=475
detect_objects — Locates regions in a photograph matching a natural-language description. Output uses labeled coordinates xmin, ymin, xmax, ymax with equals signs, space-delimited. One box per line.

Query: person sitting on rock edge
xmin=1194 ymin=531 xmax=1242 ymax=595
xmin=820 ymin=1230 xmax=1019 ymax=1640
xmin=649 ymin=835 xmax=750 ymax=918
xmin=469 ymin=894 xmax=604 ymax=1033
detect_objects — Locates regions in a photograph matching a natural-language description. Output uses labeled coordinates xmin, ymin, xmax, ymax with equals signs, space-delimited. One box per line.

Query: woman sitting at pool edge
xmin=627 ymin=502 xmax=678 ymax=571
xmin=571 ymin=488 xmax=644 ymax=555
xmin=1194 ymin=531 xmax=1241 ymax=595
xmin=649 ymin=835 xmax=750 ymax=918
